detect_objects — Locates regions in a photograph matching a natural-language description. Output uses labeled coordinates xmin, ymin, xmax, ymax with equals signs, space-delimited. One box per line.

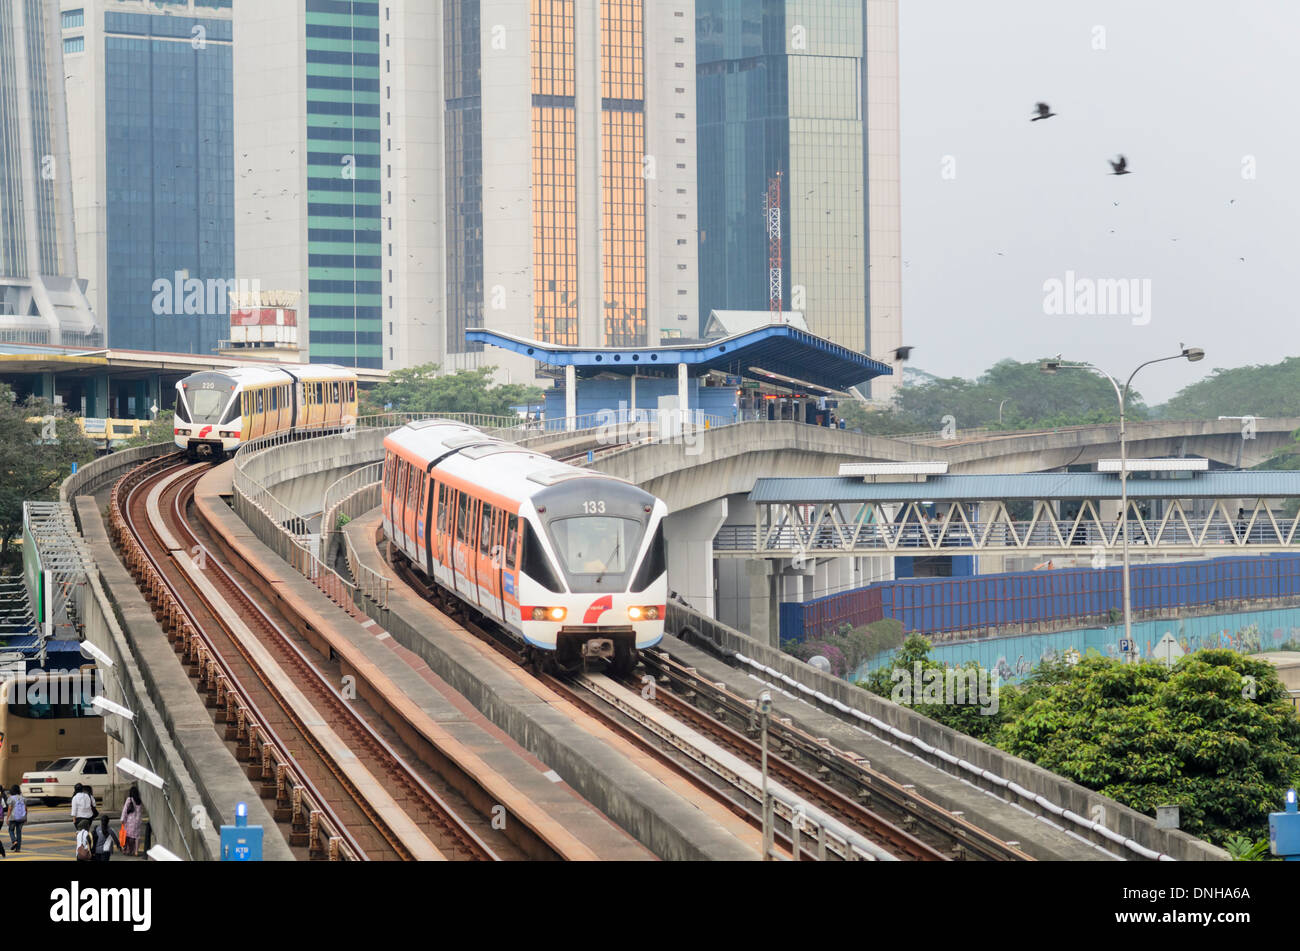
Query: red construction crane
xmin=765 ymin=172 xmax=783 ymax=318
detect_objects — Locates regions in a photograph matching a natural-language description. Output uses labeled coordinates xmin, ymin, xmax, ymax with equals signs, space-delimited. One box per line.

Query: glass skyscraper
xmin=61 ymin=1 xmax=233 ymax=355
xmin=0 ymin=0 xmax=99 ymax=347
xmin=697 ymin=0 xmax=900 ymax=379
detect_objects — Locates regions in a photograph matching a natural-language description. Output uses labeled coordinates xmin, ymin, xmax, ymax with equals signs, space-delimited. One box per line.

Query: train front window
xmin=182 ymin=374 xmax=236 ymax=423
xmin=547 ymin=517 xmax=643 ymax=584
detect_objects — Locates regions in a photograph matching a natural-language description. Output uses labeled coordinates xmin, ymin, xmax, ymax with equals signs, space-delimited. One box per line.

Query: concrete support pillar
xmin=663 ymin=497 xmax=727 ymax=618
xmin=746 ymin=559 xmax=777 ymax=647
xmin=677 ymin=361 xmax=688 ymax=424
xmin=38 ymin=371 xmax=55 ymax=404
xmin=565 ymin=364 xmax=576 ymax=431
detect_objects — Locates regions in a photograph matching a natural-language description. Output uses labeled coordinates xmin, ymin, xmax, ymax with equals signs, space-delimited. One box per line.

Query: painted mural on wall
xmin=854 ymin=606 xmax=1300 ymax=685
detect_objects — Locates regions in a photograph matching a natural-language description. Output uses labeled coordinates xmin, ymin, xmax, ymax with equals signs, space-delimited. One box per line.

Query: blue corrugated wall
xmin=780 ymin=553 xmax=1300 ymax=642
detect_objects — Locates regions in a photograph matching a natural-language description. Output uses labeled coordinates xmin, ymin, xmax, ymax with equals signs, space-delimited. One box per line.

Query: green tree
xmin=858 ymin=634 xmax=1008 ymax=741
xmin=0 ymin=385 xmax=98 ymax=570
xmin=361 ymin=364 xmax=543 ymax=421
xmin=838 ymin=359 xmax=1148 ymax=436
xmin=1158 ymin=356 xmax=1300 ymax=419
xmin=121 ymin=409 xmax=175 ymax=449
xmin=996 ymin=650 xmax=1300 ymax=844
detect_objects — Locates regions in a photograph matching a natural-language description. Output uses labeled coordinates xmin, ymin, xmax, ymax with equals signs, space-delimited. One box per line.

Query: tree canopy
xmin=840 ymin=359 xmax=1148 ymax=435
xmin=0 ymin=385 xmax=98 ymax=570
xmin=360 ymin=364 xmax=543 ymax=419
xmin=1157 ymin=356 xmax=1300 ymax=419
xmin=862 ymin=636 xmax=1300 ymax=845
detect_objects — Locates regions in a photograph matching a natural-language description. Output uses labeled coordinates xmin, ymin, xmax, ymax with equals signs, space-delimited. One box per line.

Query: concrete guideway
xmin=343 ymin=510 xmax=762 ymax=861
xmin=192 ymin=464 xmax=645 ymax=861
xmin=666 ymin=607 xmax=1229 ymax=861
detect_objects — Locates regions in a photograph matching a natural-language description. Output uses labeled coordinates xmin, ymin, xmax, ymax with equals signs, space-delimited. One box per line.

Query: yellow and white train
xmin=172 ymin=365 xmax=358 ymax=460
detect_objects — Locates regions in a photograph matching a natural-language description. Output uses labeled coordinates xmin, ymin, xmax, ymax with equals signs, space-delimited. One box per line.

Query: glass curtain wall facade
xmin=696 ymin=0 xmax=789 ymax=319
xmin=305 ymin=0 xmax=381 ymax=368
xmin=530 ymin=0 xmax=578 ymax=346
xmin=0 ymin=0 xmax=62 ymax=279
xmin=103 ymin=11 xmax=233 ymax=353
xmin=697 ymin=0 xmax=870 ymax=353
xmin=444 ymin=0 xmax=483 ymax=355
xmin=599 ymin=0 xmax=646 ymax=347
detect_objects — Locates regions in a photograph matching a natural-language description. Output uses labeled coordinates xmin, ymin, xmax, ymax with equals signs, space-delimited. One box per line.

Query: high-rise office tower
xmin=236 ymin=1 xmax=696 ymax=377
xmin=0 ymin=0 xmax=99 ymax=347
xmin=60 ymin=0 xmax=234 ymax=356
xmin=234 ymin=1 xmax=382 ymax=369
xmin=388 ymin=0 xmax=699 ymax=381
xmin=697 ymin=0 xmax=901 ymax=398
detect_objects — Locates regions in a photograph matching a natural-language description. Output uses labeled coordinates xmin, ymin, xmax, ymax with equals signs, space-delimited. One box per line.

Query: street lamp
xmin=1040 ymin=346 xmax=1204 ymax=650
xmin=757 ymin=689 xmax=773 ymax=861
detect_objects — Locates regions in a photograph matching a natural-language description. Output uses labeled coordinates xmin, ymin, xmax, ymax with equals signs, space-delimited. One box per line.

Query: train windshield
xmin=547 ymin=516 xmax=644 ymax=589
xmin=182 ymin=374 xmax=237 ymax=423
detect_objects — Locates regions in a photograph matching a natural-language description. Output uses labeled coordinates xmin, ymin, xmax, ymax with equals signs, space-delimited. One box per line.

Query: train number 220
xmin=582 ymin=500 xmax=606 ymax=514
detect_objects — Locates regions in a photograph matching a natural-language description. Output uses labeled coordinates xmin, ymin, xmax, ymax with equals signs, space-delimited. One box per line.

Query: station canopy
xmin=466 ymin=325 xmax=892 ymax=394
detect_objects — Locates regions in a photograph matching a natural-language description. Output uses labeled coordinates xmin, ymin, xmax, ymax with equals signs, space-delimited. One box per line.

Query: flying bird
xmin=893 ymin=346 xmax=914 ymax=362
xmin=1109 ymin=155 xmax=1130 ymax=175
xmin=1031 ymin=102 xmax=1056 ymax=121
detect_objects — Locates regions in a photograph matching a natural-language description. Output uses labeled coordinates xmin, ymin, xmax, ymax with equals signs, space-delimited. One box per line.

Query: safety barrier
xmin=107 ymin=455 xmax=359 ymax=860
xmin=781 ymin=553 xmax=1300 ymax=641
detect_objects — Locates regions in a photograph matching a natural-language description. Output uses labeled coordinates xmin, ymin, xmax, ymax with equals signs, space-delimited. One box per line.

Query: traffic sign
xmin=1154 ymin=632 xmax=1185 ymax=668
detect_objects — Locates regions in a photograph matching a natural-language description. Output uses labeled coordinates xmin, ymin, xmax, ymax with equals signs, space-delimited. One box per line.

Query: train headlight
xmin=628 ymin=606 xmax=643 ymax=620
xmin=628 ymin=606 xmax=660 ymax=621
xmin=529 ymin=607 xmax=567 ymax=622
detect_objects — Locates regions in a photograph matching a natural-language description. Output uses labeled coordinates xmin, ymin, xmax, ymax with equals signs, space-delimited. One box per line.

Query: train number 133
xmin=582 ymin=500 xmax=606 ymax=514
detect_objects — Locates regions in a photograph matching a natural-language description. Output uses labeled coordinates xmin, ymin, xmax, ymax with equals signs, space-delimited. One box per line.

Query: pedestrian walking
xmin=121 ymin=785 xmax=144 ymax=856
xmin=70 ymin=783 xmax=95 ymax=832
xmin=91 ymin=815 xmax=116 ymax=862
xmin=75 ymin=825 xmax=92 ymax=862
xmin=7 ymin=786 xmax=25 ymax=852
xmin=0 ymin=786 xmax=7 ymax=858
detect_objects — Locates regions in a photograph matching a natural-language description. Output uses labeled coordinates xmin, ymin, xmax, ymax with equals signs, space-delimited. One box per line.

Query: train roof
xmin=385 ymin=420 xmax=637 ymax=506
xmin=177 ymin=364 xmax=356 ymax=387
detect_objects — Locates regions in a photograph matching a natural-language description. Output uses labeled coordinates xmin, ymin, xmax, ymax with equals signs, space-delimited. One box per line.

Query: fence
xmin=780 ymin=553 xmax=1300 ymax=642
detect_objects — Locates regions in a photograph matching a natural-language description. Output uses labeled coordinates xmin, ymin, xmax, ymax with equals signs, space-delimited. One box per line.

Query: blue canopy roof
xmin=466 ymin=326 xmax=891 ymax=392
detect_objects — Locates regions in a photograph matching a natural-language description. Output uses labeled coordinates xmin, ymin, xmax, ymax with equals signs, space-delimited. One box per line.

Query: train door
xmin=404 ymin=463 xmax=421 ymax=563
xmin=434 ymin=482 xmax=451 ymax=587
xmin=476 ymin=503 xmax=503 ymax=620
xmin=502 ymin=513 xmax=521 ymax=626
xmin=452 ymin=488 xmax=470 ymax=598
xmin=393 ymin=460 xmax=409 ymax=550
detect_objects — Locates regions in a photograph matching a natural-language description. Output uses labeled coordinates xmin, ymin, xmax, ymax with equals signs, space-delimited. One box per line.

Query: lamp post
xmin=1040 ymin=346 xmax=1205 ymax=649
xmin=757 ymin=690 xmax=773 ymax=860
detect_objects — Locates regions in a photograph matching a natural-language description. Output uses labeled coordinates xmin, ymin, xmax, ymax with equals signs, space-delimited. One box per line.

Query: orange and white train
xmin=382 ymin=419 xmax=668 ymax=675
xmin=173 ymin=365 xmax=358 ymax=459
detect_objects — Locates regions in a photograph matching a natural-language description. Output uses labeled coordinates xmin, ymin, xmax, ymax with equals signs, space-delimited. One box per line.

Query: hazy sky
xmin=898 ymin=0 xmax=1300 ymax=403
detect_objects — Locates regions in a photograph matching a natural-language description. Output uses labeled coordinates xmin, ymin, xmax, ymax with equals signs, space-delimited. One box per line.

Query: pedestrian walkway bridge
xmin=716 ymin=466 xmax=1300 ymax=559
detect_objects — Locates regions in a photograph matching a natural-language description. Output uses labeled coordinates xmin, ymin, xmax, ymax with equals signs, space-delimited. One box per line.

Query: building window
xmin=676 ymin=239 xmax=687 ymax=245
xmin=674 ymin=112 xmax=685 ymax=119
xmin=62 ymin=9 xmax=84 ymax=29
xmin=63 ymin=35 xmax=85 ymax=54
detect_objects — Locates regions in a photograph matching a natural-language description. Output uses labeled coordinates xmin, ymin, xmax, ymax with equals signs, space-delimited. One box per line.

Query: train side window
xmin=256 ymin=390 xmax=264 ymax=414
xmin=437 ymin=483 xmax=447 ymax=532
xmin=270 ymin=388 xmax=277 ymax=411
xmin=506 ymin=515 xmax=519 ymax=569
xmin=333 ymin=382 xmax=340 ymax=403
xmin=408 ymin=465 xmax=420 ymax=506
xmin=480 ymin=504 xmax=494 ymax=554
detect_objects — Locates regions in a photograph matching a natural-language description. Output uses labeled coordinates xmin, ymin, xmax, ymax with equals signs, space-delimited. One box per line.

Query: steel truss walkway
xmin=715 ymin=467 xmax=1300 ymax=559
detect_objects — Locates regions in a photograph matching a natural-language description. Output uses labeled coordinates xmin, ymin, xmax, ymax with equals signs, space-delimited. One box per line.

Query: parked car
xmin=20 ymin=755 xmax=109 ymax=805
